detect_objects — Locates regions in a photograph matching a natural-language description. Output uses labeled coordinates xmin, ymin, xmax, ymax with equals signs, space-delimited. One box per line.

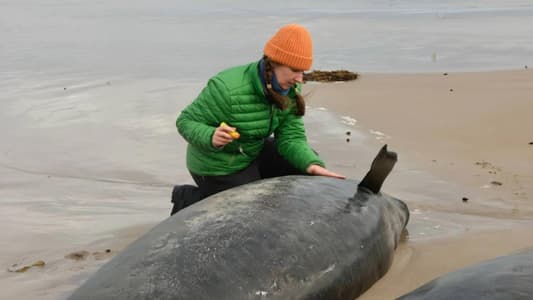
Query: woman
xmin=172 ymin=24 xmax=345 ymax=215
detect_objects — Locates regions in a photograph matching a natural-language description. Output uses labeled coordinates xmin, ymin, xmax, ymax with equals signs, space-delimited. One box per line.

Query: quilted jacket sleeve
xmin=176 ymin=77 xmax=232 ymax=151
xmin=275 ymin=107 xmax=325 ymax=172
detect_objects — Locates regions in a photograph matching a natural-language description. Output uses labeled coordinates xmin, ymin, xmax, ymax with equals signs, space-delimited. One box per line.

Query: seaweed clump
xmin=303 ymin=70 xmax=359 ymax=82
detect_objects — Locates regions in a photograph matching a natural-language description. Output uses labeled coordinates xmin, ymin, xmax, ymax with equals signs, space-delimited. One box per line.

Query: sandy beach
xmin=2 ymin=69 xmax=532 ymax=299
xmin=304 ymin=69 xmax=533 ymax=298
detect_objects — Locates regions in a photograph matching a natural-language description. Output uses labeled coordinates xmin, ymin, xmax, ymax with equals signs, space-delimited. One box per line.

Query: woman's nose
xmin=294 ymin=72 xmax=304 ymax=83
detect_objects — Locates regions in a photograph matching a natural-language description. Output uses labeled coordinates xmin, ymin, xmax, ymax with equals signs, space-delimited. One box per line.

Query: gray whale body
xmin=68 ymin=145 xmax=409 ymax=300
xmin=398 ymin=248 xmax=533 ymax=300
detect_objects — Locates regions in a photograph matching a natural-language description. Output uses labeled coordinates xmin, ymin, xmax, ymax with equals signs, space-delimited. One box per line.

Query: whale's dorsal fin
xmin=358 ymin=145 xmax=397 ymax=194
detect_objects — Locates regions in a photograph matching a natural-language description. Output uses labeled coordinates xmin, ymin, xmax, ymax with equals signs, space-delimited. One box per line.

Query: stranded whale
xmin=397 ymin=248 xmax=533 ymax=300
xmin=67 ymin=145 xmax=409 ymax=300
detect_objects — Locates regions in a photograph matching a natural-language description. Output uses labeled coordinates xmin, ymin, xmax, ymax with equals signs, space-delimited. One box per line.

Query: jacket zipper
xmin=232 ymin=103 xmax=274 ymax=162
xmin=266 ymin=104 xmax=274 ymax=138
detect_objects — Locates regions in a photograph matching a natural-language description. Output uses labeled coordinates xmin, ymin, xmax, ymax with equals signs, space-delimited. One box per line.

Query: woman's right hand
xmin=212 ymin=124 xmax=237 ymax=148
xmin=306 ymin=164 xmax=346 ymax=179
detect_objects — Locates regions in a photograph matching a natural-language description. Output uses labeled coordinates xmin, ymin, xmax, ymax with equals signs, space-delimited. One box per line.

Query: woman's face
xmin=272 ymin=63 xmax=305 ymax=90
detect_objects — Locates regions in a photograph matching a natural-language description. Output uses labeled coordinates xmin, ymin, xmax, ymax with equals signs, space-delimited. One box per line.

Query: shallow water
xmin=2 ymin=0 xmax=533 ymax=81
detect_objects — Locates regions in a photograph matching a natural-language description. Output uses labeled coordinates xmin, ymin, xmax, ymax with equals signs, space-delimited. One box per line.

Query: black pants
xmin=170 ymin=138 xmax=306 ymax=215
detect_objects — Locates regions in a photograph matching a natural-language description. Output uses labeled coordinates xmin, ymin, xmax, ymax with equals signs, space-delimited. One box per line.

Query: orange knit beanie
xmin=264 ymin=24 xmax=313 ymax=71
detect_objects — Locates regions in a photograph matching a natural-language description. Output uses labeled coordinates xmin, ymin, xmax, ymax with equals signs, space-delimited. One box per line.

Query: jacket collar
xmin=250 ymin=59 xmax=298 ymax=100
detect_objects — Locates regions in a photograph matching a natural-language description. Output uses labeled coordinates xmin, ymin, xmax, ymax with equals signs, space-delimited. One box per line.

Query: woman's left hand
xmin=306 ymin=165 xmax=346 ymax=179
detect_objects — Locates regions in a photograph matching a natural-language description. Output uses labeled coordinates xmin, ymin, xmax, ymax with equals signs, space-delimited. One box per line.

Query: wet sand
xmin=2 ymin=69 xmax=532 ymax=299
xmin=304 ymin=69 xmax=533 ymax=298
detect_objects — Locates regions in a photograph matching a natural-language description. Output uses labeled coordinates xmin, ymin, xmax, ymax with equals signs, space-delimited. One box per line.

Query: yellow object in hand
xmin=220 ymin=122 xmax=240 ymax=140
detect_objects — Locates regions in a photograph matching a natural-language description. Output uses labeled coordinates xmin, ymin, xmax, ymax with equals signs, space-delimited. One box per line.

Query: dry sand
xmin=304 ymin=69 xmax=533 ymax=299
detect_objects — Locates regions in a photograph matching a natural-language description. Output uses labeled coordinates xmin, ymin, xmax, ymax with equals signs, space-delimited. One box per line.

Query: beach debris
xmin=346 ymin=138 xmax=350 ymax=143
xmin=8 ymin=260 xmax=46 ymax=273
xmin=475 ymin=161 xmax=501 ymax=173
xmin=475 ymin=161 xmax=490 ymax=168
xmin=528 ymin=141 xmax=533 ymax=145
xmin=32 ymin=260 xmax=45 ymax=267
xmin=490 ymin=181 xmax=503 ymax=186
xmin=462 ymin=197 xmax=469 ymax=202
xmin=303 ymin=70 xmax=358 ymax=82
xmin=65 ymin=250 xmax=90 ymax=261
xmin=526 ymin=65 xmax=528 ymax=69
xmin=8 ymin=265 xmax=31 ymax=273
xmin=443 ymin=72 xmax=448 ymax=76
xmin=449 ymin=88 xmax=454 ymax=92
xmin=346 ymin=131 xmax=351 ymax=136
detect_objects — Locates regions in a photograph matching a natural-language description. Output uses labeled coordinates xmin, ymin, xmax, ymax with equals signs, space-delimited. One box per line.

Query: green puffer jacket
xmin=176 ymin=60 xmax=325 ymax=176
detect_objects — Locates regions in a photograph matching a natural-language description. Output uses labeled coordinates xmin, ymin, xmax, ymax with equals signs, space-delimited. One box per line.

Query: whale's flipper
xmin=359 ymin=145 xmax=397 ymax=194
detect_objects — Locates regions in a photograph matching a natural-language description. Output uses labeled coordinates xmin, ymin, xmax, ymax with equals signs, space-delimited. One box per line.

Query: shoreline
xmin=303 ymin=68 xmax=533 ymax=298
xmin=304 ymin=68 xmax=533 ymax=217
xmin=1 ymin=68 xmax=532 ymax=300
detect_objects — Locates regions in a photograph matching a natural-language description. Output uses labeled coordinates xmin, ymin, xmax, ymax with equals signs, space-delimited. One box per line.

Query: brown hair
xmin=263 ymin=56 xmax=306 ymax=116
